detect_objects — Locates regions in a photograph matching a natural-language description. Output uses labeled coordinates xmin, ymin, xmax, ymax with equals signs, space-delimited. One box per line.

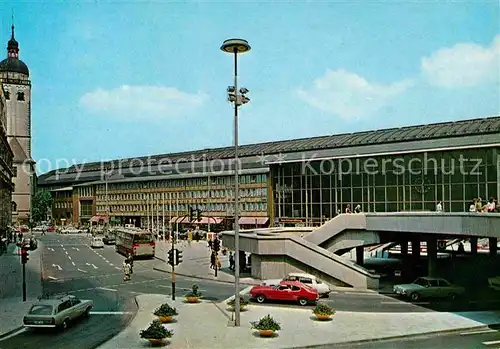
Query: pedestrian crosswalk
xmin=460 ymin=328 xmax=500 ymax=347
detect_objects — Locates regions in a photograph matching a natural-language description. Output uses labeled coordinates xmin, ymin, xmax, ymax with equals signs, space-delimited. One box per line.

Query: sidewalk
xmin=98 ymin=294 xmax=500 ymax=349
xmin=0 ymin=241 xmax=43 ymax=338
xmin=153 ymin=240 xmax=259 ymax=285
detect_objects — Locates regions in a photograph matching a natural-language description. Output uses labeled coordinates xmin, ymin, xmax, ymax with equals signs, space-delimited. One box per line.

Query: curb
xmin=285 ymin=324 xmax=500 ymax=348
xmin=152 ymin=266 xmax=258 ymax=286
xmin=0 ymin=326 xmax=24 ymax=340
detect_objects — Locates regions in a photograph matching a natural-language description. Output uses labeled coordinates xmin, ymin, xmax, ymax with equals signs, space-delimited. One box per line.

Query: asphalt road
xmin=325 ymin=325 xmax=500 ymax=349
xmin=0 ymin=233 xmax=237 ymax=349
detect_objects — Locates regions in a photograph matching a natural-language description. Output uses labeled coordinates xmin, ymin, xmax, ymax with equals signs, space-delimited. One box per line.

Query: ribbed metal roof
xmin=39 ymin=116 xmax=500 ymax=179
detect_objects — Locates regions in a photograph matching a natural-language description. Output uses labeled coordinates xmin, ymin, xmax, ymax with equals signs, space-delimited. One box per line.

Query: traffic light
xmin=213 ymin=238 xmax=220 ymax=252
xmin=188 ymin=206 xmax=195 ymax=222
xmin=21 ymin=248 xmax=29 ymax=264
xmin=174 ymin=249 xmax=183 ymax=265
xmin=196 ymin=209 xmax=202 ymax=222
xmin=167 ymin=249 xmax=174 ymax=267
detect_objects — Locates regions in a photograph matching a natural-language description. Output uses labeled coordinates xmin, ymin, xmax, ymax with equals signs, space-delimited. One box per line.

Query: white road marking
xmin=77 ymin=268 xmax=88 ymax=273
xmin=48 ymin=276 xmax=57 ymax=280
xmin=115 ymin=267 xmax=121 ymax=270
xmin=73 ymin=247 xmax=79 ymax=251
xmin=109 ymin=263 xmax=114 ymax=266
xmin=85 ymin=263 xmax=98 ymax=269
xmin=65 ymin=251 xmax=68 ymax=255
xmin=47 ymin=247 xmax=54 ymax=251
xmin=97 ymin=287 xmax=118 ymax=292
xmin=483 ymin=339 xmax=500 ymax=345
xmin=461 ymin=329 xmax=498 ymax=336
xmin=103 ymin=259 xmax=109 ymax=263
xmin=68 ymin=256 xmax=72 ymax=260
xmin=72 ymin=261 xmax=76 ymax=266
xmin=156 ymin=285 xmax=206 ymax=292
xmin=60 ymin=244 xmax=63 ymax=247
xmin=52 ymin=264 xmax=62 ymax=271
xmin=89 ymin=311 xmax=133 ymax=315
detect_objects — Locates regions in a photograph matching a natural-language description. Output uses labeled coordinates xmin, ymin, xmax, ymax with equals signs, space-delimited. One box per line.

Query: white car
xmin=61 ymin=227 xmax=82 ymax=234
xmin=90 ymin=237 xmax=104 ymax=248
xmin=261 ymin=273 xmax=331 ymax=297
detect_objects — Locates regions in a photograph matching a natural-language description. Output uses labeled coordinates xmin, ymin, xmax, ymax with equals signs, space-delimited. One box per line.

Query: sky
xmin=0 ymin=0 xmax=498 ymax=174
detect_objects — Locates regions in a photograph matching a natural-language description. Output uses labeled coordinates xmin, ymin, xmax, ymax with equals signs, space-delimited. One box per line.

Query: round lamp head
xmin=220 ymin=38 xmax=251 ymax=53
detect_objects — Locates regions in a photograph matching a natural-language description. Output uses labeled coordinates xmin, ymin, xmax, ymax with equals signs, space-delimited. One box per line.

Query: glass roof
xmin=43 ymin=116 xmax=500 ymax=177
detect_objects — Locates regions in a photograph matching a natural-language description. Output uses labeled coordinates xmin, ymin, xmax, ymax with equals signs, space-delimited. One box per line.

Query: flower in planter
xmin=139 ymin=319 xmax=173 ymax=340
xmin=185 ymin=284 xmax=202 ymax=298
xmin=227 ymin=296 xmax=249 ymax=308
xmin=250 ymin=314 xmax=281 ymax=331
xmin=312 ymin=302 xmax=335 ymax=316
xmin=153 ymin=303 xmax=178 ymax=317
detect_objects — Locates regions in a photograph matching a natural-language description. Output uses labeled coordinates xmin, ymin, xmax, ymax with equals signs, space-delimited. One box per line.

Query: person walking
xmin=123 ymin=261 xmax=131 ymax=281
xmin=210 ymin=251 xmax=216 ymax=269
xmin=229 ymin=251 xmax=235 ymax=271
xmin=125 ymin=253 xmax=134 ymax=274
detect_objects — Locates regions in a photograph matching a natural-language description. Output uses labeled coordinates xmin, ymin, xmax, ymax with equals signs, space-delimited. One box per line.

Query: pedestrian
xmin=354 ymin=204 xmax=361 ymax=213
xmin=345 ymin=204 xmax=351 ymax=214
xmin=123 ymin=261 xmax=131 ymax=281
xmin=125 ymin=253 xmax=134 ymax=274
xmin=208 ymin=239 xmax=213 ymax=250
xmin=436 ymin=201 xmax=443 ymax=212
xmin=229 ymin=251 xmax=234 ymax=271
xmin=210 ymin=251 xmax=216 ymax=269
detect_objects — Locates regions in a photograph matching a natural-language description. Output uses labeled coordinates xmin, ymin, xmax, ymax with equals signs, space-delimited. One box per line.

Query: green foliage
xmin=185 ymin=284 xmax=202 ymax=298
xmin=312 ymin=302 xmax=335 ymax=316
xmin=227 ymin=296 xmax=248 ymax=307
xmin=31 ymin=190 xmax=52 ymax=223
xmin=153 ymin=303 xmax=178 ymax=317
xmin=139 ymin=319 xmax=173 ymax=339
xmin=250 ymin=314 xmax=281 ymax=331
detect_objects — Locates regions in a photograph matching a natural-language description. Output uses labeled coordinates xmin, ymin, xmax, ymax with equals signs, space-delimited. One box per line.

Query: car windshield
xmin=29 ymin=304 xmax=54 ymax=315
xmin=134 ymin=234 xmax=153 ymax=244
xmin=413 ymin=278 xmax=428 ymax=286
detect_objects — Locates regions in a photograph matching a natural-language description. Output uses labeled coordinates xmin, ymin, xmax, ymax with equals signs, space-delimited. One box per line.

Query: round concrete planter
xmin=186 ymin=297 xmax=199 ymax=303
xmin=259 ymin=329 xmax=275 ymax=337
xmin=156 ymin=315 xmax=173 ymax=323
xmin=314 ymin=314 xmax=331 ymax=321
xmin=147 ymin=338 xmax=168 ymax=345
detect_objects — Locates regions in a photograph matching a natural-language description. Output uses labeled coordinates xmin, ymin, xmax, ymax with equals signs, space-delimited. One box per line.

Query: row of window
xmin=54 ymin=202 xmax=73 ymax=209
xmin=94 ymin=174 xmax=268 ymax=192
xmin=96 ymin=187 xmax=267 ymax=202
xmin=4 ymin=91 xmax=25 ymax=101
xmin=96 ymin=202 xmax=268 ymax=213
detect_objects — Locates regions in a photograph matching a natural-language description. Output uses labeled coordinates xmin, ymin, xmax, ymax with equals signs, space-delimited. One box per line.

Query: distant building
xmin=0 ymin=25 xmax=34 ymax=225
xmin=0 ymin=79 xmax=14 ymax=234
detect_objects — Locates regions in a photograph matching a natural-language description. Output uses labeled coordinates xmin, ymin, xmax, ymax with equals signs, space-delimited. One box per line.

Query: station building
xmin=37 ymin=116 xmax=500 ymax=229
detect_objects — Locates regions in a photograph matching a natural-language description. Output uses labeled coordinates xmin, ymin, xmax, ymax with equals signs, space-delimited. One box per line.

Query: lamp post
xmin=220 ymin=38 xmax=251 ymax=327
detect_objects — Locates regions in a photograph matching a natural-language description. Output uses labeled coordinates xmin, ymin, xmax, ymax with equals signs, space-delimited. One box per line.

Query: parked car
xmin=32 ymin=225 xmax=48 ymax=232
xmin=488 ymin=276 xmax=500 ymax=291
xmin=23 ymin=294 xmax=93 ymax=330
xmin=90 ymin=236 xmax=104 ymax=248
xmin=393 ymin=276 xmax=465 ymax=301
xmin=250 ymin=280 xmax=319 ymax=306
xmin=47 ymin=227 xmax=56 ymax=232
xmin=61 ymin=227 xmax=82 ymax=234
xmin=261 ymin=272 xmax=331 ymax=297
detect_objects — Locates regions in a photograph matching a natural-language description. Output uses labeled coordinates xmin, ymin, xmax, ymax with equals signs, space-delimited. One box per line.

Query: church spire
xmin=7 ymin=24 xmax=19 ymax=59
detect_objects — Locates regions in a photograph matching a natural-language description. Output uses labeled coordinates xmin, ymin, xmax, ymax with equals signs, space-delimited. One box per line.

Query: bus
xmin=115 ymin=228 xmax=155 ymax=258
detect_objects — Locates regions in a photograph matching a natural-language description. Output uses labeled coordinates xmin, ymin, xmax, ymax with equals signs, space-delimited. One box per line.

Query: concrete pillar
xmin=356 ymin=246 xmax=364 ymax=266
xmin=400 ymin=240 xmax=408 ymax=257
xmin=470 ymin=237 xmax=478 ymax=255
xmin=427 ymin=237 xmax=437 ymax=277
xmin=490 ymin=238 xmax=498 ymax=257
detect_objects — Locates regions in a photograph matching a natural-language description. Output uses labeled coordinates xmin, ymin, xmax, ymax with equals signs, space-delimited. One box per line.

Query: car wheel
xmin=298 ymin=298 xmax=308 ymax=306
xmin=410 ymin=292 xmax=420 ymax=302
xmin=85 ymin=306 xmax=92 ymax=317
xmin=61 ymin=319 xmax=69 ymax=330
xmin=256 ymin=295 xmax=266 ymax=303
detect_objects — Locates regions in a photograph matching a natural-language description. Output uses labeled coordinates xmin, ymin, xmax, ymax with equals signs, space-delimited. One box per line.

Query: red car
xmin=250 ymin=280 xmax=319 ymax=306
xmin=47 ymin=227 xmax=56 ymax=232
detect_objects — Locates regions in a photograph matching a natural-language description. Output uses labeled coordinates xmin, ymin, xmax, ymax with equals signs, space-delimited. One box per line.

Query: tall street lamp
xmin=220 ymin=38 xmax=251 ymax=327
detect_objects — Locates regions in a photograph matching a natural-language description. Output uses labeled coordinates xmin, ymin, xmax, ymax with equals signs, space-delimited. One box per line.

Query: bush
xmin=250 ymin=314 xmax=281 ymax=331
xmin=185 ymin=284 xmax=202 ymax=298
xmin=312 ymin=302 xmax=335 ymax=316
xmin=153 ymin=303 xmax=178 ymax=317
xmin=139 ymin=319 xmax=173 ymax=339
xmin=227 ymin=296 xmax=249 ymax=307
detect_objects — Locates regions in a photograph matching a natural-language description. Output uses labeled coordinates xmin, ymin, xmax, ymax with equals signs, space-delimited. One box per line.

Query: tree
xmin=31 ymin=190 xmax=52 ymax=223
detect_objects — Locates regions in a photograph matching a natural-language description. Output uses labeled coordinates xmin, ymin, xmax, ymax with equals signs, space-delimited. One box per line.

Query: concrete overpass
xmin=221 ymin=212 xmax=500 ymax=290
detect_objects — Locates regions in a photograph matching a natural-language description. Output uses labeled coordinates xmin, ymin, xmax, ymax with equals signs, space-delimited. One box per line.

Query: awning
xmin=238 ymin=217 xmax=269 ymax=225
xmin=193 ymin=217 xmax=223 ymax=224
xmin=169 ymin=216 xmax=190 ymax=224
xmin=90 ymin=216 xmax=109 ymax=223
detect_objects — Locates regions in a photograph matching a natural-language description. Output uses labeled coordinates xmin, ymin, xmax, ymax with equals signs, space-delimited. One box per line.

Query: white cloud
xmin=421 ymin=35 xmax=500 ymax=87
xmin=79 ymin=85 xmax=208 ymax=119
xmin=297 ymin=69 xmax=413 ymax=119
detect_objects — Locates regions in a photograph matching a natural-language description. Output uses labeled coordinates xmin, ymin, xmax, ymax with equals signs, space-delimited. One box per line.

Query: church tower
xmin=0 ymin=25 xmax=34 ymax=225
